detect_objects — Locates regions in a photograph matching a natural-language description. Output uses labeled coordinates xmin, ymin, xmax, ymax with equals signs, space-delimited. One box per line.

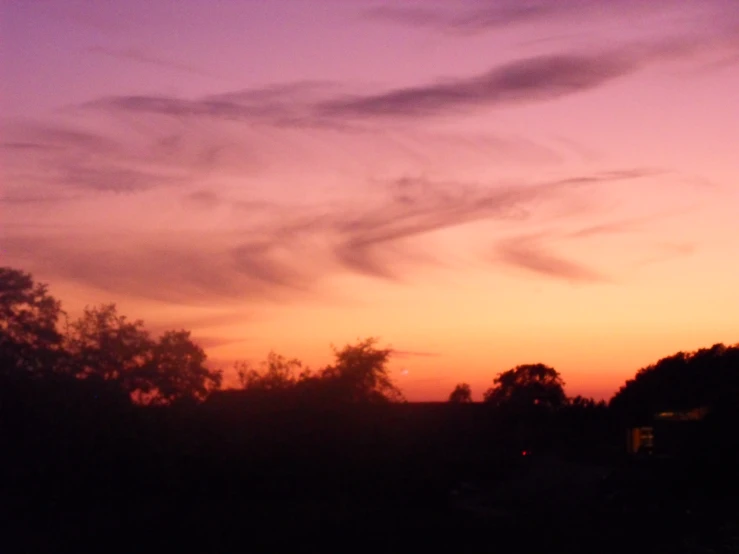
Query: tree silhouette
xmin=0 ymin=267 xmax=64 ymax=375
xmin=568 ymin=395 xmax=606 ymax=409
xmin=64 ymin=304 xmax=224 ymax=404
xmin=448 ymin=383 xmax=472 ymax=403
xmin=64 ymin=303 xmax=153 ymax=395
xmin=236 ymin=351 xmax=306 ymax=392
xmin=320 ymin=338 xmax=404 ymax=403
xmin=483 ymin=363 xmax=566 ymax=410
xmin=610 ymin=343 xmax=739 ymax=422
xmin=143 ymin=330 xmax=222 ymax=405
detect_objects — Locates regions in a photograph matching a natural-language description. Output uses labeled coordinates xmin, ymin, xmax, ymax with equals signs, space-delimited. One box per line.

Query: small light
xmin=522 ymin=450 xmax=528 ymax=456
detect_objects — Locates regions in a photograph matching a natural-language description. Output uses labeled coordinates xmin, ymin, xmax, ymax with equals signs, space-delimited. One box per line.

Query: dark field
xmin=4 ymin=388 xmax=738 ymax=553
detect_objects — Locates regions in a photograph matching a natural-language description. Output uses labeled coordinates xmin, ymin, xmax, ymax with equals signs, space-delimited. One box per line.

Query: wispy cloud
xmin=0 ymin=116 xmax=264 ymax=197
xmin=0 ymin=193 xmax=83 ymax=205
xmin=58 ymin=165 xmax=184 ymax=193
xmin=82 ymin=81 xmax=343 ymax=128
xmin=87 ymin=46 xmax=219 ymax=78
xmin=496 ymin=235 xmax=605 ymax=282
xmin=321 ymin=37 xmax=735 ymax=120
xmin=363 ymin=2 xmax=571 ymax=34
xmin=192 ymin=336 xmax=249 ymax=350
xmin=633 ymin=242 xmax=697 ymax=268
xmin=363 ymin=1 xmax=739 ymax=38
xmin=82 ymin=34 xmax=736 ymax=127
xmin=1 ymin=233 xmax=317 ymax=306
xmin=84 ymin=52 xmax=638 ymax=123
xmin=5 ymin=84 xmax=567 ymax=207
xmin=566 ymin=218 xmax=645 ymax=239
xmin=1 ymin=142 xmax=59 ymax=151
xmin=320 ymin=52 xmax=635 ymax=118
xmin=327 ymin=169 xmax=655 ymax=280
xmin=183 ymin=190 xmax=220 ymax=209
xmin=4 ymin=167 xmax=653 ymax=303
xmin=0 ymin=123 xmax=120 ymax=153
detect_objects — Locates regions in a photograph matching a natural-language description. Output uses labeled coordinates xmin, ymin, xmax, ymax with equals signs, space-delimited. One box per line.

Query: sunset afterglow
xmin=2 ymin=0 xmax=738 ymax=399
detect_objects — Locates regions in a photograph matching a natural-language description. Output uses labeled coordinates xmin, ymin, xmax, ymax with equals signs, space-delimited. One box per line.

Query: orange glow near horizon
xmin=2 ymin=1 xmax=738 ymax=401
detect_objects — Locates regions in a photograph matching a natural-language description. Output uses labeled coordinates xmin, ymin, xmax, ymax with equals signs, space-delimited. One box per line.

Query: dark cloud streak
xmin=88 ymin=52 xmax=638 ymax=122
xmin=81 ymin=30 xmax=736 ymax=125
xmin=364 ymin=2 xmax=567 ymax=33
xmin=83 ymin=81 xmax=343 ymax=128
xmin=320 ymin=52 xmax=636 ymax=119
xmin=328 ymin=169 xmax=655 ymax=280
xmin=497 ymin=235 xmax=605 ymax=282
xmin=1 ymin=234 xmax=316 ymax=306
xmin=363 ymin=1 xmax=739 ymax=37
xmin=3 ymin=166 xmax=654 ymax=303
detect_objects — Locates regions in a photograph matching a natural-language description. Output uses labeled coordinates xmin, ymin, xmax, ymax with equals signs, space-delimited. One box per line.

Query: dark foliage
xmin=483 ymin=363 xmax=567 ymax=410
xmin=448 ymin=382 xmax=473 ymax=402
xmin=233 ymin=337 xmax=404 ymax=406
xmin=0 ymin=267 xmax=64 ymax=376
xmin=610 ymin=343 xmax=739 ymax=423
xmin=1 ymin=268 xmax=222 ymax=406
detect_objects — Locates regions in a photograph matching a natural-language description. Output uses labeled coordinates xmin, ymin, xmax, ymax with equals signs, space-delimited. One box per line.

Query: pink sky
xmin=2 ymin=0 xmax=738 ymax=400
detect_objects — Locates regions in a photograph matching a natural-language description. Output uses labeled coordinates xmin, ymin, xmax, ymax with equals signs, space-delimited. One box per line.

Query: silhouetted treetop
xmin=144 ymin=330 xmax=222 ymax=405
xmin=56 ymin=304 xmax=223 ymax=404
xmin=64 ymin=303 xmax=153 ymax=389
xmin=610 ymin=343 xmax=739 ymax=421
xmin=320 ymin=338 xmax=404 ymax=403
xmin=483 ymin=363 xmax=566 ymax=410
xmin=229 ymin=338 xmax=405 ymax=405
xmin=0 ymin=267 xmax=64 ymax=375
xmin=236 ymin=352 xmax=307 ymax=392
xmin=448 ymin=383 xmax=472 ymax=403
xmin=567 ymin=395 xmax=606 ymax=410
xmin=0 ymin=267 xmax=63 ymax=345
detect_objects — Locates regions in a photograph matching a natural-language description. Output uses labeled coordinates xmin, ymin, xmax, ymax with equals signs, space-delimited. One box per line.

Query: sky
xmin=2 ymin=0 xmax=738 ymax=400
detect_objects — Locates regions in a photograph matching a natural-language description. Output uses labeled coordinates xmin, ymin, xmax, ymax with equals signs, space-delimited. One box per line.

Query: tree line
xmin=0 ymin=267 xmax=406 ymax=406
xmin=2 ymin=266 xmax=737 ymax=418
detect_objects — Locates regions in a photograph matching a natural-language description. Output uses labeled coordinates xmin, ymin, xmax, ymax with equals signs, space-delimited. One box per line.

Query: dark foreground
xmin=3 ymin=392 xmax=739 ymax=553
